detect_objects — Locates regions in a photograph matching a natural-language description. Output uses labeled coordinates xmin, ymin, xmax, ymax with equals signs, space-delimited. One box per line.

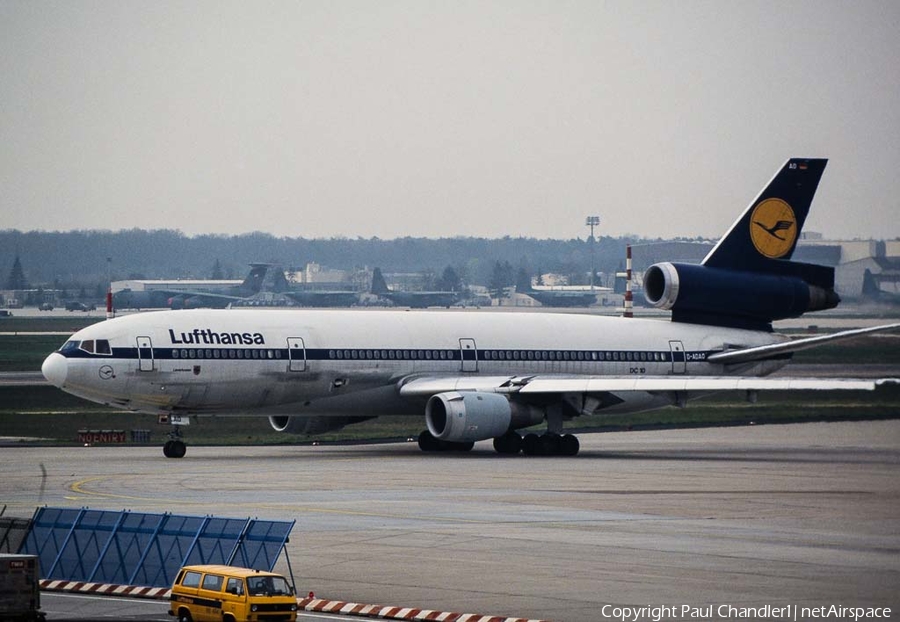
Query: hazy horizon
xmin=3 ymin=2 xmax=898 ymax=241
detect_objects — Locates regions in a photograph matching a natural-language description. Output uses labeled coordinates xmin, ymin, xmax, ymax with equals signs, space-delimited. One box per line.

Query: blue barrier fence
xmin=19 ymin=507 xmax=294 ymax=588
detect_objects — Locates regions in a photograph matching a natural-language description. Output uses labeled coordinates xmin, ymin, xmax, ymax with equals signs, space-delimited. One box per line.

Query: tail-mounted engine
xmin=643 ymin=261 xmax=840 ymax=330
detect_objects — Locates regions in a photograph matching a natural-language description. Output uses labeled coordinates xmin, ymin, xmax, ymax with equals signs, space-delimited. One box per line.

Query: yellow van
xmin=169 ymin=564 xmax=298 ymax=622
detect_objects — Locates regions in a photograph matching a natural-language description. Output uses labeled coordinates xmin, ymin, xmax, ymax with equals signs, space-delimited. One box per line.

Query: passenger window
xmin=226 ymin=577 xmax=244 ymax=596
xmin=202 ymin=574 xmax=224 ymax=591
xmin=181 ymin=571 xmax=202 ymax=588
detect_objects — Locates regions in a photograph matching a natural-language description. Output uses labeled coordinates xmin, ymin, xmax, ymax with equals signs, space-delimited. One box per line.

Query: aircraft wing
xmin=706 ymin=323 xmax=900 ymax=365
xmin=397 ymin=374 xmax=895 ymax=397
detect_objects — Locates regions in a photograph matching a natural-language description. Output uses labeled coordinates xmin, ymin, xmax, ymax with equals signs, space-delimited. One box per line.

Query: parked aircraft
xmin=282 ymin=288 xmax=360 ymax=308
xmin=113 ymin=264 xmax=280 ymax=310
xmin=371 ymin=267 xmax=460 ymax=308
xmin=42 ymin=159 xmax=898 ymax=458
xmin=521 ymin=284 xmax=603 ymax=307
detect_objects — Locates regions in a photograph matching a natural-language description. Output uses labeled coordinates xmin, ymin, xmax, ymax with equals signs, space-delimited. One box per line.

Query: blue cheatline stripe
xmin=57 ymin=345 xmax=726 ymax=364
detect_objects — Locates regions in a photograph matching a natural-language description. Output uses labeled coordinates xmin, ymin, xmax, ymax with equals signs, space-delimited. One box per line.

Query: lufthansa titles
xmin=168 ymin=328 xmax=265 ymax=346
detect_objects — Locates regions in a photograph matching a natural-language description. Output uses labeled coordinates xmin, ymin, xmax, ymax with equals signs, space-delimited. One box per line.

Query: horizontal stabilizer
xmin=707 ymin=323 xmax=900 ymax=365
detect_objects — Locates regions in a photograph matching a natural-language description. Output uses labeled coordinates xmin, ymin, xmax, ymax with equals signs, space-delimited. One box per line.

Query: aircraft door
xmin=459 ymin=338 xmax=477 ymax=372
xmin=137 ymin=336 xmax=154 ymax=372
xmin=287 ymin=337 xmax=306 ymax=372
xmin=669 ymin=340 xmax=686 ymax=374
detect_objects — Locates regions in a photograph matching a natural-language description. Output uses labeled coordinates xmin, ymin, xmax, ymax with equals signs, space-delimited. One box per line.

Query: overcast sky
xmin=2 ymin=1 xmax=898 ymax=241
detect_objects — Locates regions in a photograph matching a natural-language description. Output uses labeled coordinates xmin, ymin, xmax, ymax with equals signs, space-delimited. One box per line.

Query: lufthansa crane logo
xmin=750 ymin=198 xmax=797 ymax=258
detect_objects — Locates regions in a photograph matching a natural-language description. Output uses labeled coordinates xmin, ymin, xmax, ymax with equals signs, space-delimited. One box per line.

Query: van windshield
xmin=246 ymin=575 xmax=292 ymax=596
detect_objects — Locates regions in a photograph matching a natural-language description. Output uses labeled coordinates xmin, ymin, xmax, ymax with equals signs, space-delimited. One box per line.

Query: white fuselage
xmin=42 ymin=309 xmax=787 ymax=419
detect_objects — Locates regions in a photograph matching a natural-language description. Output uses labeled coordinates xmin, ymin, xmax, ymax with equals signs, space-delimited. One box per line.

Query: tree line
xmin=1 ymin=228 xmax=688 ymax=296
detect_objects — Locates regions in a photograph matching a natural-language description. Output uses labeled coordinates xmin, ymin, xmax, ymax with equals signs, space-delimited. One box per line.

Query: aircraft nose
xmin=42 ymin=352 xmax=68 ymax=387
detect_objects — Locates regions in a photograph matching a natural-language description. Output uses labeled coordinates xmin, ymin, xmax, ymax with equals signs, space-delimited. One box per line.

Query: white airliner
xmin=42 ymin=159 xmax=898 ymax=457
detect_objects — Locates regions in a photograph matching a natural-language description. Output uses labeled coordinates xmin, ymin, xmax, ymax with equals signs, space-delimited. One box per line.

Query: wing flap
xmin=519 ymin=376 xmax=891 ymax=393
xmin=398 ymin=374 xmax=894 ymax=397
xmin=398 ymin=375 xmax=535 ymax=397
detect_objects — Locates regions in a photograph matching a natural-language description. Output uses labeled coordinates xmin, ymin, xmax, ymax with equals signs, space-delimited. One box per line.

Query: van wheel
xmin=177 ymin=610 xmax=192 ymax=622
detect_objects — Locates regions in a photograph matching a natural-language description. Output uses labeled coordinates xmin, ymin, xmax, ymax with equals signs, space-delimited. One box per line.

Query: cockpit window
xmin=77 ymin=339 xmax=112 ymax=355
xmin=59 ymin=340 xmax=80 ymax=353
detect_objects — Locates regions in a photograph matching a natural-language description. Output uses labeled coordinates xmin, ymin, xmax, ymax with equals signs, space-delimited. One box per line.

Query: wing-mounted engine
xmin=643 ymin=261 xmax=840 ymax=330
xmin=425 ymin=392 xmax=543 ymax=443
xmin=268 ymin=415 xmax=375 ymax=436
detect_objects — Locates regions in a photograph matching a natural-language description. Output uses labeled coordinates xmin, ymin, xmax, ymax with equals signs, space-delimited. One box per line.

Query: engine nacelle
xmin=268 ymin=415 xmax=374 ymax=436
xmin=425 ymin=392 xmax=542 ymax=443
xmin=643 ymin=262 xmax=839 ymax=329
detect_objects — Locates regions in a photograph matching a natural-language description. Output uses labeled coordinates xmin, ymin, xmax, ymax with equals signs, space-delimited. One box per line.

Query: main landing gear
xmin=494 ymin=430 xmax=580 ymax=456
xmin=417 ymin=430 xmax=580 ymax=456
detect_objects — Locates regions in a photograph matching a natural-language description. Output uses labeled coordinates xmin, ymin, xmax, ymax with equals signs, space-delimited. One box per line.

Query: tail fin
xmin=643 ymin=158 xmax=839 ymax=330
xmin=371 ymin=267 xmax=389 ymax=295
xmin=703 ymin=158 xmax=827 ymax=270
xmin=241 ymin=263 xmax=271 ymax=293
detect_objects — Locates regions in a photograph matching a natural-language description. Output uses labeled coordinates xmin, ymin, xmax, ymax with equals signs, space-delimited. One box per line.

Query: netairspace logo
xmin=598 ymin=604 xmax=892 ymax=622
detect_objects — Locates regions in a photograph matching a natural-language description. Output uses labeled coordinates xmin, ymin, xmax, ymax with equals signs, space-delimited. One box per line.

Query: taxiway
xmin=2 ymin=420 xmax=898 ymax=622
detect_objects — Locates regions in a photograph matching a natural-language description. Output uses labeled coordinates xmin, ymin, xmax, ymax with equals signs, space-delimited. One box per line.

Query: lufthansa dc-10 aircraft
xmin=42 ymin=158 xmax=899 ymax=458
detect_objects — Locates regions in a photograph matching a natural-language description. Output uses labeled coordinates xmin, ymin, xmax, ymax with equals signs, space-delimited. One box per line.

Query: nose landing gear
xmin=162 ymin=418 xmax=188 ymax=458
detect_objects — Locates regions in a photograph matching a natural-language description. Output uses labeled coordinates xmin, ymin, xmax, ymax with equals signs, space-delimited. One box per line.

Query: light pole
xmin=106 ymin=257 xmax=113 ymax=319
xmin=585 ymin=216 xmax=600 ymax=290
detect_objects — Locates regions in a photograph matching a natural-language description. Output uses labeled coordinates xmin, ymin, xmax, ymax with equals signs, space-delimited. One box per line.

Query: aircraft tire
xmin=164 ymin=440 xmax=187 ymax=459
xmin=522 ymin=433 xmax=540 ymax=456
xmin=538 ymin=434 xmax=560 ymax=456
xmin=493 ymin=431 xmax=522 ymax=455
xmin=418 ymin=430 xmax=441 ymax=452
xmin=560 ymin=434 xmax=580 ymax=456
